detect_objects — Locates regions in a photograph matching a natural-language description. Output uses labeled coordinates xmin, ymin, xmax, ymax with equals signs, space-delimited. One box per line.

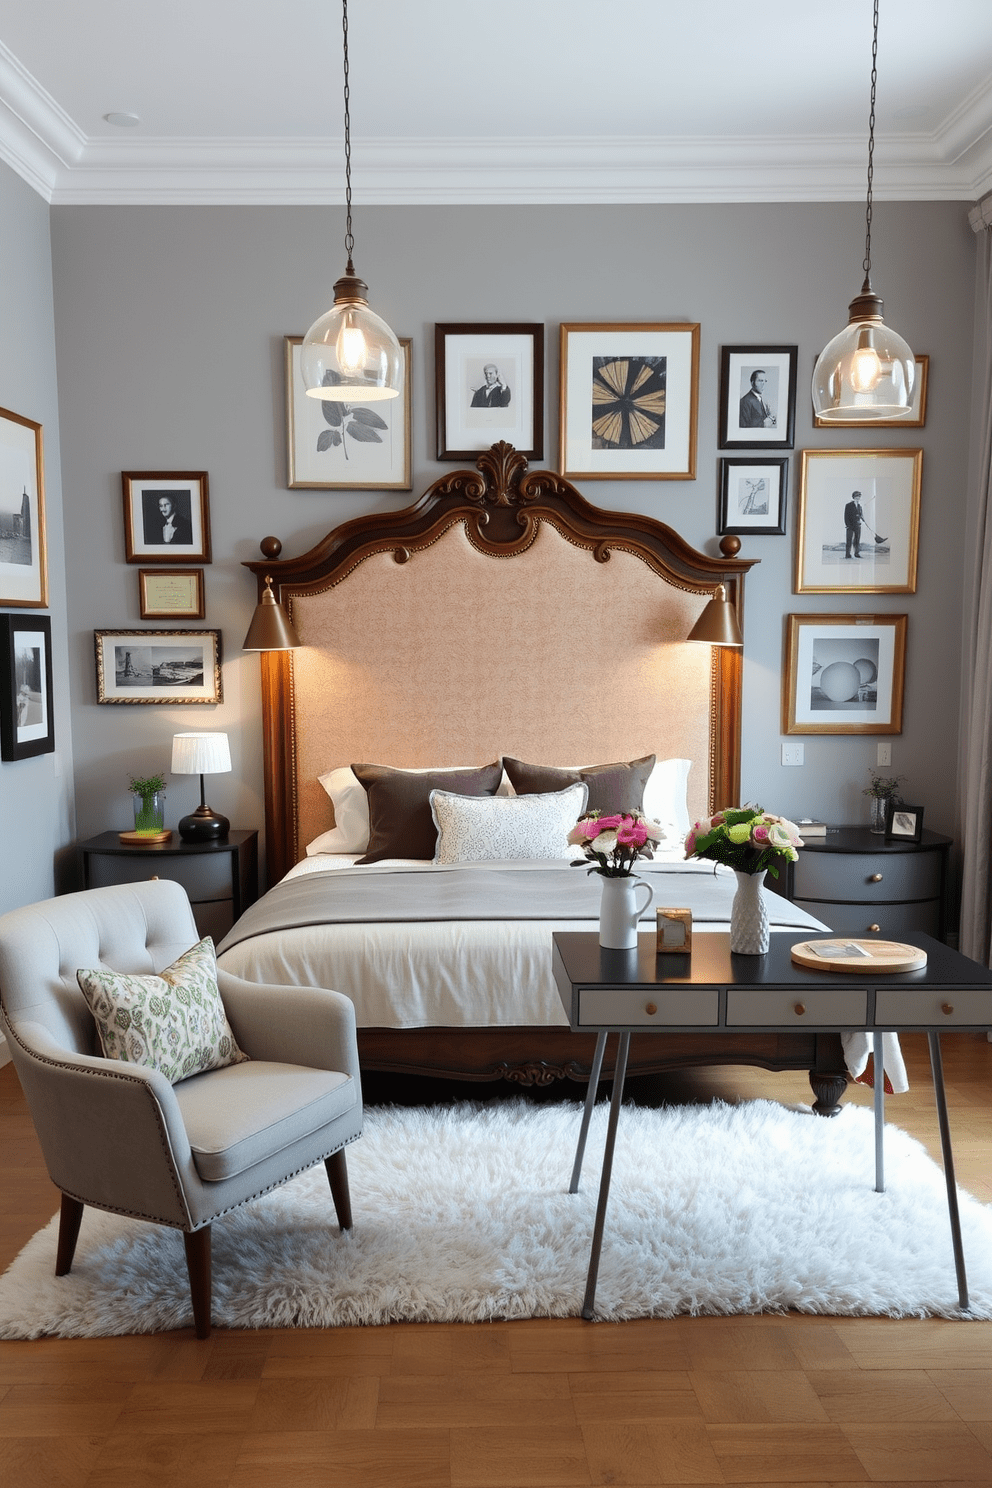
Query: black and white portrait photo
xmin=719 ymin=345 xmax=797 ymax=450
xmin=141 ymin=489 xmax=193 ymax=547
xmin=122 ymin=472 xmax=211 ymax=564
xmin=435 ymin=324 xmax=543 ymax=460
xmin=0 ymin=614 xmax=54 ymax=760
xmin=469 ymin=362 xmax=511 ymax=409
xmin=796 ymin=450 xmax=921 ymax=595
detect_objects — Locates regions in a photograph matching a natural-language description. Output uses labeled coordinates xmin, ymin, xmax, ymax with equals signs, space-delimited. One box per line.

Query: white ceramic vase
xmin=599 ymin=874 xmax=654 ymax=950
xmin=730 ymin=869 xmax=769 ymax=955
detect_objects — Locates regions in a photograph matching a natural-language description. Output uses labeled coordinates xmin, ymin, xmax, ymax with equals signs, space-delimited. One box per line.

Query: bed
xmin=221 ymin=442 xmax=848 ymax=1112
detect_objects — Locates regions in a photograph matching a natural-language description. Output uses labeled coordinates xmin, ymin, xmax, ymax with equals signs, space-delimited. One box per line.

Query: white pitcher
xmin=598 ymin=874 xmax=654 ymax=950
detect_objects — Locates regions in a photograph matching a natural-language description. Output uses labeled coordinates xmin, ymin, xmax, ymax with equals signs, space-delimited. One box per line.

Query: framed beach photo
xmin=138 ymin=568 xmax=206 ymax=620
xmin=718 ymin=457 xmax=789 ymax=536
xmin=285 ymin=335 xmax=412 ymax=490
xmin=719 ymin=345 xmax=797 ymax=450
xmin=0 ymin=614 xmax=55 ymax=760
xmin=813 ymin=354 xmax=929 ymax=429
xmin=94 ymin=629 xmax=222 ymax=705
xmin=796 ymin=449 xmax=921 ymax=594
xmin=559 ymin=322 xmax=699 ymax=480
xmin=122 ymin=473 xmax=211 ymax=564
xmin=784 ymin=612 xmax=906 ymax=736
xmin=435 ymin=323 xmax=543 ymax=461
xmin=0 ymin=405 xmax=47 ymax=608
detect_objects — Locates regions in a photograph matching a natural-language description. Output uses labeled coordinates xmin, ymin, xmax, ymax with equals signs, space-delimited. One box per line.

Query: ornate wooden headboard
xmin=246 ymin=443 xmax=757 ymax=886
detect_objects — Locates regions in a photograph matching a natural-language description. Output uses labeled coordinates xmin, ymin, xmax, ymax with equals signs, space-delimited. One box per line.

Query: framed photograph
xmin=559 ymin=322 xmax=699 ymax=480
xmin=795 ymin=449 xmax=921 ymax=594
xmin=94 ymin=629 xmax=222 ymax=705
xmin=885 ymin=800 xmax=924 ymax=843
xmin=784 ymin=612 xmax=906 ymax=735
xmin=813 ymin=353 xmax=929 ymax=429
xmin=285 ymin=335 xmax=412 ymax=490
xmin=435 ymin=323 xmax=543 ymax=461
xmin=138 ymin=568 xmax=206 ymax=620
xmin=719 ymin=345 xmax=797 ymax=449
xmin=122 ymin=473 xmax=211 ymax=564
xmin=0 ymin=405 xmax=47 ymax=608
xmin=718 ymin=457 xmax=789 ymax=536
xmin=0 ymin=614 xmax=54 ymax=760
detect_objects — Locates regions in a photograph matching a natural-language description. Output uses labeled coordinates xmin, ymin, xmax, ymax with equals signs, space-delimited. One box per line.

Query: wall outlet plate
xmin=781 ymin=742 xmax=804 ymax=766
xmin=877 ymin=743 xmax=892 ymax=767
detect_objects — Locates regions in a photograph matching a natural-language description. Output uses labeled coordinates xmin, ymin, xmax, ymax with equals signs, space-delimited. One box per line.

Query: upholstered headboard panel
xmin=247 ymin=444 xmax=756 ymax=884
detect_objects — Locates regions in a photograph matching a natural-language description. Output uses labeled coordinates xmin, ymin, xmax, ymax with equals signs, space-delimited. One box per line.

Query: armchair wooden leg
xmin=55 ymin=1194 xmax=85 ymax=1276
xmin=183 ymin=1226 xmax=212 ymax=1340
xmin=325 ymin=1149 xmax=353 ymax=1230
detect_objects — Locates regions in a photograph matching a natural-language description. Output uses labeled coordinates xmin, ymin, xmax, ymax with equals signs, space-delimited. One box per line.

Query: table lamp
xmin=171 ymin=732 xmax=232 ymax=842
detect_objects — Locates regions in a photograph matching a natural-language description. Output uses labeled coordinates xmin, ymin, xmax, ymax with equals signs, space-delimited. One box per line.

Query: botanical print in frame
xmin=719 ymin=345 xmax=797 ymax=450
xmin=138 ymin=568 xmax=206 ymax=620
xmin=886 ymin=800 xmax=924 ymax=842
xmin=95 ymin=629 xmax=222 ymax=705
xmin=559 ymin=322 xmax=699 ymax=480
xmin=0 ymin=405 xmax=47 ymax=608
xmin=0 ymin=614 xmax=55 ymax=760
xmin=796 ymin=449 xmax=921 ymax=594
xmin=122 ymin=473 xmax=211 ymax=564
xmin=718 ymin=457 xmax=788 ymax=536
xmin=286 ymin=336 xmax=412 ymax=490
xmin=784 ymin=612 xmax=906 ymax=736
xmin=813 ymin=354 xmax=929 ymax=429
xmin=435 ymin=324 xmax=543 ymax=461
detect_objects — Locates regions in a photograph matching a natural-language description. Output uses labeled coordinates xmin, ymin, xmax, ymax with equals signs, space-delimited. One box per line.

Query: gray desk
xmin=551 ymin=930 xmax=992 ymax=1320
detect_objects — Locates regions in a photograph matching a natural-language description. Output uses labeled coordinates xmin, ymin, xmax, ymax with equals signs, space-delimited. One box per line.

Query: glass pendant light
xmin=812 ymin=0 xmax=915 ymax=422
xmin=300 ymin=0 xmax=402 ymax=404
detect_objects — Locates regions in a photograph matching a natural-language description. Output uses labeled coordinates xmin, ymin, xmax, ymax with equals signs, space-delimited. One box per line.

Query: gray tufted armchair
xmin=0 ymin=877 xmax=363 ymax=1338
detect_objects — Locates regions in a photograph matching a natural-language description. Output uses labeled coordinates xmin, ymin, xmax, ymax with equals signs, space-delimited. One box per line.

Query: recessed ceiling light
xmin=103 ymin=111 xmax=141 ymax=128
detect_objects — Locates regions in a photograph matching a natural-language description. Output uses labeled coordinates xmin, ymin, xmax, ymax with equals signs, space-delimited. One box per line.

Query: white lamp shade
xmin=171 ymin=732 xmax=232 ymax=776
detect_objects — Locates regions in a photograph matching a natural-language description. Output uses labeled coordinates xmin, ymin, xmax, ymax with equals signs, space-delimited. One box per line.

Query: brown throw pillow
xmin=503 ymin=754 xmax=656 ymax=817
xmin=353 ymin=762 xmax=504 ymax=863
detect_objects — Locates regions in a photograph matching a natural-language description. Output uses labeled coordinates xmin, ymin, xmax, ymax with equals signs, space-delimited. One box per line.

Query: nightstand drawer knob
xmin=644 ymin=1002 xmax=658 ymax=1016
xmin=793 ymin=1002 xmax=806 ymax=1016
xmin=150 ymin=875 xmax=159 ymax=880
xmin=942 ymin=1002 xmax=954 ymax=1016
xmin=868 ymin=924 xmax=880 ymax=933
xmin=869 ymin=873 xmax=883 ymax=883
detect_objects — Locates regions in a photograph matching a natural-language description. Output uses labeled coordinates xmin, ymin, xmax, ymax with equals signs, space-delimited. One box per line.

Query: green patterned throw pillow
xmin=76 ymin=937 xmax=248 ymax=1084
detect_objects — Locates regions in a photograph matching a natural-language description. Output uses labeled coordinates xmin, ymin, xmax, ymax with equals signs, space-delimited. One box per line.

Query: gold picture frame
xmin=95 ymin=629 xmax=222 ymax=705
xmin=138 ymin=568 xmax=206 ymax=620
xmin=812 ymin=353 xmax=929 ymax=429
xmin=795 ymin=449 xmax=921 ymax=595
xmin=0 ymin=405 xmax=47 ymax=608
xmin=784 ymin=612 xmax=906 ymax=736
xmin=285 ymin=335 xmax=412 ymax=490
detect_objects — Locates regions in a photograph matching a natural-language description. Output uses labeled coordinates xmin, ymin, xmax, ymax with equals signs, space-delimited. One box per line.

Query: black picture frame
xmin=718 ymin=457 xmax=788 ymax=536
xmin=0 ymin=613 xmax=55 ymax=760
xmin=719 ymin=345 xmax=797 ymax=450
xmin=885 ymin=800 xmax=924 ymax=843
xmin=435 ymin=323 xmax=544 ymax=461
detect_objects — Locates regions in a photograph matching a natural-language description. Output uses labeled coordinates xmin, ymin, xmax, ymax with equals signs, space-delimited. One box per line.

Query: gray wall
xmin=49 ymin=200 xmax=976 ymax=884
xmin=0 ymin=162 xmax=73 ymax=916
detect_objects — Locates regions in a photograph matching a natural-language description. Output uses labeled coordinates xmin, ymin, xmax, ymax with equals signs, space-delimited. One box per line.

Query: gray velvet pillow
xmin=352 ymin=762 xmax=504 ymax=863
xmin=502 ymin=754 xmax=656 ymax=817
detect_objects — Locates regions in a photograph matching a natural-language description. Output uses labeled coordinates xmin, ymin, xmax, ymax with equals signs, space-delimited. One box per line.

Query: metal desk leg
xmin=928 ymin=1032 xmax=970 ymax=1311
xmin=873 ymin=1031 xmax=885 ymax=1193
xmin=569 ymin=1031 xmax=607 ymax=1194
xmin=581 ymin=1030 xmax=630 ymax=1321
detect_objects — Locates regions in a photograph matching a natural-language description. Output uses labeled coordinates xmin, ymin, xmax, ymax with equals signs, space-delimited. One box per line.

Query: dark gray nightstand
xmin=77 ymin=829 xmax=258 ymax=940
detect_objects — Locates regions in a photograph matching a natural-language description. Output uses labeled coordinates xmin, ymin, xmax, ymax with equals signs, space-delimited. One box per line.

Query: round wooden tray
xmin=791 ymin=938 xmax=927 ymax=974
xmin=118 ymin=829 xmax=173 ymax=845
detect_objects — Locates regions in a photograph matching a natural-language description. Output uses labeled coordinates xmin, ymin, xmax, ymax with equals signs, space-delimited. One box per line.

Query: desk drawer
xmin=794 ymin=898 xmax=940 ymax=939
xmin=85 ymin=850 xmax=232 ymax=902
xmin=875 ymin=987 xmax=992 ymax=1027
xmin=726 ymin=987 xmax=868 ymax=1027
xmin=577 ymin=986 xmax=719 ymax=1027
xmin=795 ymin=850 xmax=942 ymax=903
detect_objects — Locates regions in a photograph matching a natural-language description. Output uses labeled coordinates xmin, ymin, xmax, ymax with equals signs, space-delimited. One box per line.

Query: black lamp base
xmin=177 ymin=805 xmax=230 ymax=843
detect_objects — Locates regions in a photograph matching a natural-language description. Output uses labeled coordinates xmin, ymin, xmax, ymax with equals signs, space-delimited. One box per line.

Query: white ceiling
xmin=2 ymin=0 xmax=991 ymax=205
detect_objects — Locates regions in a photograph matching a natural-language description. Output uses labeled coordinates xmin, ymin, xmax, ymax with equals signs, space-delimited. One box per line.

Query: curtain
xmin=958 ymin=199 xmax=992 ymax=964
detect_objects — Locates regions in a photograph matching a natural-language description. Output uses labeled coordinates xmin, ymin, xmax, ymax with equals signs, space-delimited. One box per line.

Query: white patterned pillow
xmin=76 ymin=937 xmax=248 ymax=1085
xmin=429 ymin=783 xmax=588 ymax=865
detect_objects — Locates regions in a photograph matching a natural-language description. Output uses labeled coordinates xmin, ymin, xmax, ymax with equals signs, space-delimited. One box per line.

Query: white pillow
xmin=642 ymin=758 xmax=692 ymax=839
xmin=430 ymin=783 xmax=588 ymax=865
xmin=311 ymin=764 xmax=512 ymax=856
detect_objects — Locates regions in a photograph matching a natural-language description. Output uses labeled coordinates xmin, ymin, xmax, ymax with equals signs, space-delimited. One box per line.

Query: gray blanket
xmin=218 ymin=862 xmax=825 ymax=955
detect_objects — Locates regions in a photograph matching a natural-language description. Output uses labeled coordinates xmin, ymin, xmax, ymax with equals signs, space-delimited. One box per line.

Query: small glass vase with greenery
xmin=129 ymin=773 xmax=167 ymax=836
xmin=863 ymin=769 xmax=906 ymax=834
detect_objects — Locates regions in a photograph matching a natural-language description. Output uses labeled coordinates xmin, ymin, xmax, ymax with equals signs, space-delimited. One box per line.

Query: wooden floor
xmin=1 ymin=1033 xmax=990 ymax=1488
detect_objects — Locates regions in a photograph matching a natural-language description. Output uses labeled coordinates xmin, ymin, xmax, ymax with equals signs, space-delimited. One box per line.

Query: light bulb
xmin=336 ymin=317 xmax=367 ymax=376
xmin=850 ymin=343 xmax=882 ymax=393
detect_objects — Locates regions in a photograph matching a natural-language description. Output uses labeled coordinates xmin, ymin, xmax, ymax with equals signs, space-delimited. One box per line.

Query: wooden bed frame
xmin=245 ymin=443 xmax=848 ymax=1114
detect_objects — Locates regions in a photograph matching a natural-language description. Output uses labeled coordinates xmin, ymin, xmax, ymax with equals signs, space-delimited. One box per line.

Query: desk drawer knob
xmin=150 ymin=875 xmax=159 ymax=880
xmin=868 ymin=923 xmax=880 ymax=933
xmin=941 ymin=1002 xmax=954 ymax=1016
xmin=794 ymin=1002 xmax=806 ymax=1016
xmin=644 ymin=1002 xmax=658 ymax=1016
xmin=869 ymin=872 xmax=883 ymax=883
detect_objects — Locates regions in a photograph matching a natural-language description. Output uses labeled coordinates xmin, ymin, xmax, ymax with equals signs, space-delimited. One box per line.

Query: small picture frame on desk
xmin=885 ymin=801 xmax=924 ymax=843
xmin=656 ymin=908 xmax=692 ymax=953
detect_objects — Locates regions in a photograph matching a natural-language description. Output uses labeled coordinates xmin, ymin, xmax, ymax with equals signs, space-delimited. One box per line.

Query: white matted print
xmin=0 ymin=406 xmax=47 ymax=607
xmin=718 ymin=458 xmax=788 ymax=535
xmin=95 ymin=629 xmax=222 ymax=705
xmin=286 ymin=336 xmax=412 ymax=490
xmin=784 ymin=613 xmax=906 ymax=736
xmin=435 ymin=324 xmax=543 ymax=460
xmin=796 ymin=449 xmax=921 ymax=594
xmin=719 ymin=345 xmax=797 ymax=450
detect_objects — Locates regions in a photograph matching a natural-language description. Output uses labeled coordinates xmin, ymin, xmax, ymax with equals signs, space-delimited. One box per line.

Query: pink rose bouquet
xmin=684 ymin=805 xmax=804 ymax=879
xmin=567 ymin=810 xmax=664 ymax=878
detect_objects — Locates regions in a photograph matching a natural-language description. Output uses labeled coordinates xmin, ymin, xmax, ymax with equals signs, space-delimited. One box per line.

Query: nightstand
xmin=774 ymin=826 xmax=952 ymax=941
xmin=77 ymin=829 xmax=259 ymax=940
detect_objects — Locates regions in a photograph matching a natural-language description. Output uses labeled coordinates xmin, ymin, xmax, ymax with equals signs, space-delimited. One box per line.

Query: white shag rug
xmin=2 ymin=1097 xmax=990 ymax=1338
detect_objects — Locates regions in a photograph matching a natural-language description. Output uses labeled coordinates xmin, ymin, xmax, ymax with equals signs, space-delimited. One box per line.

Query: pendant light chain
xmin=862 ymin=0 xmax=879 ymax=286
xmin=342 ymin=0 xmax=354 ymax=272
